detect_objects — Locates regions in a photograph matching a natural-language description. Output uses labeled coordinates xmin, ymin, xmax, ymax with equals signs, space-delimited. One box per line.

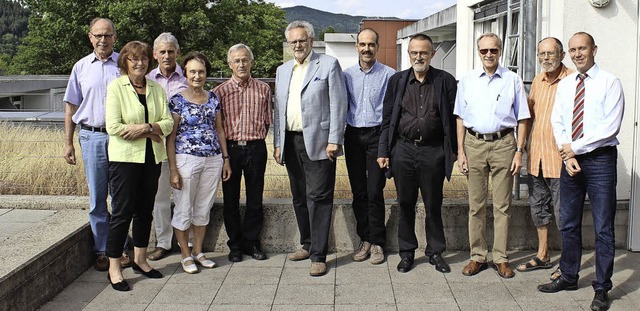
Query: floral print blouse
xmin=169 ymin=91 xmax=221 ymax=157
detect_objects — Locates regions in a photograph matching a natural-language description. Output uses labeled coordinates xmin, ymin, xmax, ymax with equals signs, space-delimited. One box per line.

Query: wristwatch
xmin=515 ymin=147 xmax=524 ymax=153
xmin=147 ymin=123 xmax=153 ymax=133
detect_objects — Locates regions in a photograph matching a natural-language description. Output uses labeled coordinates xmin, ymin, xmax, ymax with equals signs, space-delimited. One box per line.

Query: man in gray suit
xmin=273 ymin=20 xmax=348 ymax=277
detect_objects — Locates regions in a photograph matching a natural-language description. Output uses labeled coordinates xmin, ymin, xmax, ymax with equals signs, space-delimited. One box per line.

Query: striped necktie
xmin=572 ymin=73 xmax=588 ymax=141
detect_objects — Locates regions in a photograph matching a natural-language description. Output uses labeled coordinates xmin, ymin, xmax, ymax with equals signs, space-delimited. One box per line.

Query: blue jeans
xmin=79 ymin=129 xmax=111 ymax=254
xmin=558 ymin=146 xmax=617 ymax=291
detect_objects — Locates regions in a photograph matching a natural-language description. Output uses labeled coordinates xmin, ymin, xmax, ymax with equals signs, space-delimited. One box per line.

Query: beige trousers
xmin=464 ymin=131 xmax=515 ymax=264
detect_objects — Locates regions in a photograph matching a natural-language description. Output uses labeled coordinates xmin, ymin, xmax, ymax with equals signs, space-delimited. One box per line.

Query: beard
xmin=541 ymin=60 xmax=561 ymax=73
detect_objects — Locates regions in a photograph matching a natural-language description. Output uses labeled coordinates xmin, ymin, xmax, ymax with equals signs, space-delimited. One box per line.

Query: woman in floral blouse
xmin=166 ymin=51 xmax=231 ymax=274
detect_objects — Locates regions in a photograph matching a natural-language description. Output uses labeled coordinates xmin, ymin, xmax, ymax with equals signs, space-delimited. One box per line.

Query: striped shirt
xmin=147 ymin=65 xmax=188 ymax=100
xmin=527 ymin=64 xmax=573 ymax=178
xmin=214 ymin=76 xmax=272 ymax=141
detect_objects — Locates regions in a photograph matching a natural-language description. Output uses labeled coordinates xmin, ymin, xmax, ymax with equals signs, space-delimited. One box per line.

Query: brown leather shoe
xmin=462 ymin=260 xmax=487 ymax=276
xmin=120 ymin=252 xmax=132 ymax=268
xmin=148 ymin=247 xmax=171 ymax=261
xmin=309 ymin=262 xmax=327 ymax=276
xmin=494 ymin=262 xmax=515 ymax=278
xmin=288 ymin=248 xmax=310 ymax=261
xmin=94 ymin=254 xmax=109 ymax=271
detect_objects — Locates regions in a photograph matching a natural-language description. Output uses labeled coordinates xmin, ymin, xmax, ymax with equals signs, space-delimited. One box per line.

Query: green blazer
xmin=105 ymin=75 xmax=173 ymax=164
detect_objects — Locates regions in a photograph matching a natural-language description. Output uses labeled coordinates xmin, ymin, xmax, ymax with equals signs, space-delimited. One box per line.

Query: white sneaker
xmin=181 ymin=257 xmax=199 ymax=274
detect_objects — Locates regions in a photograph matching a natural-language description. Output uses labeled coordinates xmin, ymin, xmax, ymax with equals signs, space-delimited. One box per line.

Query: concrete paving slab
xmin=49 ymin=281 xmax=106 ymax=303
xmin=0 ymin=221 xmax=31 ymax=236
xmin=153 ymin=283 xmax=217 ymax=305
xmin=89 ymin=283 xmax=164 ymax=305
xmin=279 ymin=267 xmax=335 ymax=285
xmin=145 ymin=303 xmax=210 ymax=311
xmin=229 ymin=253 xmax=287 ymax=267
xmin=0 ymin=209 xmax=55 ymax=223
xmin=34 ymin=249 xmax=640 ymax=310
xmin=209 ymin=305 xmax=272 ymax=311
xmin=38 ymin=300 xmax=88 ymax=311
xmin=273 ymin=284 xmax=334 ymax=305
xmin=335 ymin=304 xmax=397 ymax=311
xmin=0 ymin=209 xmax=11 ymax=216
xmin=223 ymin=266 xmax=282 ymax=284
xmin=271 ymin=305 xmax=334 ymax=311
xmin=392 ymin=282 xmax=455 ymax=304
xmin=396 ymin=303 xmax=461 ymax=311
xmin=334 ymin=283 xmax=395 ymax=304
xmin=212 ymin=284 xmax=277 ymax=305
xmin=82 ymin=302 xmax=148 ymax=311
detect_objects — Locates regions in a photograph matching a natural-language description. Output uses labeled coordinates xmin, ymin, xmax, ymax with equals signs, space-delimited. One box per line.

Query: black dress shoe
xmin=397 ymin=256 xmax=414 ymax=273
xmin=228 ymin=250 xmax=243 ymax=262
xmin=429 ymin=253 xmax=451 ymax=273
xmin=590 ymin=290 xmax=609 ymax=311
xmin=245 ymin=245 xmax=267 ymax=260
xmin=107 ymin=273 xmax=130 ymax=291
xmin=538 ymin=277 xmax=578 ymax=293
xmin=131 ymin=262 xmax=163 ymax=279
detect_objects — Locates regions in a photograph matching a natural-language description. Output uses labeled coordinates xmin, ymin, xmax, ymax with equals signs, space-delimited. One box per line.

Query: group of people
xmin=63 ymin=17 xmax=624 ymax=310
xmin=63 ymin=18 xmax=271 ymax=292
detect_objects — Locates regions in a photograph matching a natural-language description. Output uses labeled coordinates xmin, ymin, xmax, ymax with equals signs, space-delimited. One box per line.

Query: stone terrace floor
xmin=39 ymin=249 xmax=640 ymax=311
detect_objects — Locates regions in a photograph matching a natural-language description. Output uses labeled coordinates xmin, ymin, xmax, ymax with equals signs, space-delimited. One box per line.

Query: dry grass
xmin=0 ymin=122 xmax=469 ymax=198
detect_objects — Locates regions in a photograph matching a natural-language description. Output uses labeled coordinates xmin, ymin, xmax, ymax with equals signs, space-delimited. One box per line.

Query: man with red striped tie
xmin=538 ymin=32 xmax=624 ymax=311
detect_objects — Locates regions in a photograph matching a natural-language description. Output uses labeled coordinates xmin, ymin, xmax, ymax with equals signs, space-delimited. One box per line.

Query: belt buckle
xmin=482 ymin=134 xmax=494 ymax=141
xmin=237 ymin=141 xmax=247 ymax=146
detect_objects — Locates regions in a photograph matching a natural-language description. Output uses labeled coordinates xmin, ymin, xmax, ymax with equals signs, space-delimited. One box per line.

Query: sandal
xmin=516 ymin=256 xmax=552 ymax=272
xmin=550 ymin=267 xmax=562 ymax=281
xmin=181 ymin=257 xmax=199 ymax=274
xmin=192 ymin=253 xmax=216 ymax=268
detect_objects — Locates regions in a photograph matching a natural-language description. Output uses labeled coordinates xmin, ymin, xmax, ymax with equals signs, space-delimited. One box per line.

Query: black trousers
xmin=106 ymin=156 xmax=161 ymax=258
xmin=391 ymin=140 xmax=446 ymax=258
xmin=284 ymin=131 xmax=336 ymax=263
xmin=344 ymin=125 xmax=386 ymax=246
xmin=222 ymin=139 xmax=267 ymax=251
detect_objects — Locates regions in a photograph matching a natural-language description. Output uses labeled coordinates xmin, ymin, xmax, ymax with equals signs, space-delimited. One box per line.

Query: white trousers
xmin=172 ymin=154 xmax=223 ymax=231
xmin=153 ymin=161 xmax=173 ymax=249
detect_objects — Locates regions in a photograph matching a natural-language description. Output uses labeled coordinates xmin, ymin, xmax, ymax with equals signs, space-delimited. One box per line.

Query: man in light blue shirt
xmin=63 ymin=17 xmax=129 ymax=271
xmin=146 ymin=32 xmax=188 ymax=261
xmin=343 ymin=28 xmax=395 ymax=265
xmin=454 ymin=32 xmax=530 ymax=279
xmin=538 ymin=32 xmax=624 ymax=311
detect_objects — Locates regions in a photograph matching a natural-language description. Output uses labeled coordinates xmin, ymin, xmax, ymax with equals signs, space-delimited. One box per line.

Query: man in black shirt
xmin=377 ymin=34 xmax=458 ymax=273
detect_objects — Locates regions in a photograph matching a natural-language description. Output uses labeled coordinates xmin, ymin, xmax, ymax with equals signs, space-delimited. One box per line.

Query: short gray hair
xmin=153 ymin=32 xmax=179 ymax=51
xmin=476 ymin=32 xmax=503 ymax=51
xmin=227 ymin=44 xmax=254 ymax=63
xmin=285 ymin=21 xmax=314 ymax=41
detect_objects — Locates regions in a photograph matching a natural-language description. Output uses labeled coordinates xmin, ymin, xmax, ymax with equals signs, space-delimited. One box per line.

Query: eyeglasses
xmin=409 ymin=51 xmax=433 ymax=58
xmin=127 ymin=58 xmax=149 ymax=63
xmin=479 ymin=48 xmax=499 ymax=55
xmin=289 ymin=38 xmax=309 ymax=46
xmin=537 ymin=51 xmax=557 ymax=58
xmin=91 ymin=33 xmax=115 ymax=40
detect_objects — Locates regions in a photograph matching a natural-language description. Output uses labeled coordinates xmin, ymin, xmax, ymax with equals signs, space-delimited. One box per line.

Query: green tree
xmin=8 ymin=0 xmax=286 ymax=77
xmin=318 ymin=26 xmax=336 ymax=41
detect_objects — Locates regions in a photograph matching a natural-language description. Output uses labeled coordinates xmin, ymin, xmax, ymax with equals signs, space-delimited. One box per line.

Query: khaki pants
xmin=464 ymin=131 xmax=515 ymax=264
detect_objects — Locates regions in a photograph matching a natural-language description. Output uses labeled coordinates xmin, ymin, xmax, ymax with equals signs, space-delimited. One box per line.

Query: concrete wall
xmin=323 ymin=33 xmax=358 ymax=70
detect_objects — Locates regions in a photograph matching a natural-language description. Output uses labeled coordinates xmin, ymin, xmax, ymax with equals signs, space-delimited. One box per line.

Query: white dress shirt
xmin=551 ymin=64 xmax=624 ymax=155
xmin=454 ymin=66 xmax=530 ymax=133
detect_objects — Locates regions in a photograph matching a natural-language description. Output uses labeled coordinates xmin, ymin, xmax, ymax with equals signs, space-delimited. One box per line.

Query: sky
xmin=266 ymin=0 xmax=458 ymax=20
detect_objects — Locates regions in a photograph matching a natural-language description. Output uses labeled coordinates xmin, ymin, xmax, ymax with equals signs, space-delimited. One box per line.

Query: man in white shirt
xmin=537 ymin=32 xmax=624 ymax=311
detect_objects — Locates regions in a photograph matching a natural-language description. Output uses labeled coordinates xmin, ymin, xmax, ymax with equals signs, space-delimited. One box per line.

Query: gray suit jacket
xmin=273 ymin=52 xmax=347 ymax=161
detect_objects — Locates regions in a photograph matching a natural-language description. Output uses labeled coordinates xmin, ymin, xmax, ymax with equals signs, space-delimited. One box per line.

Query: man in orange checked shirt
xmin=214 ymin=44 xmax=272 ymax=263
xmin=516 ymin=37 xmax=573 ymax=278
